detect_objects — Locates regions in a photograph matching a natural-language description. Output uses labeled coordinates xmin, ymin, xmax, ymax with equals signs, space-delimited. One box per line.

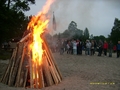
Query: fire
xmin=28 ymin=17 xmax=49 ymax=65
xmin=27 ymin=0 xmax=55 ymax=83
xmin=27 ymin=0 xmax=54 ymax=64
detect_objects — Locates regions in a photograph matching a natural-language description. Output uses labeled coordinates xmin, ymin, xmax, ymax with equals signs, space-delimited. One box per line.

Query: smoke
xmin=25 ymin=0 xmax=120 ymax=37
xmin=104 ymin=0 xmax=120 ymax=9
xmin=48 ymin=0 xmax=95 ymax=35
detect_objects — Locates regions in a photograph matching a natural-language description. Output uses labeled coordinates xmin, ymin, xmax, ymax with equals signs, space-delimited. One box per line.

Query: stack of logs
xmin=0 ymin=34 xmax=62 ymax=89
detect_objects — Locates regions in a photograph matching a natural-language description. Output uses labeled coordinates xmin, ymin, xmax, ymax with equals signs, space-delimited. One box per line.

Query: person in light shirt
xmin=85 ymin=40 xmax=91 ymax=56
xmin=72 ymin=39 xmax=77 ymax=55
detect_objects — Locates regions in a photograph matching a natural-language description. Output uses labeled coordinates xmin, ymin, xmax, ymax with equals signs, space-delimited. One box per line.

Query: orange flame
xmin=27 ymin=0 xmax=55 ymax=81
xmin=27 ymin=0 xmax=54 ymax=65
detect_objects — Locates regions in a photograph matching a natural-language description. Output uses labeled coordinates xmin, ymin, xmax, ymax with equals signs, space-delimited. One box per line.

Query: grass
xmin=0 ymin=49 xmax=12 ymax=60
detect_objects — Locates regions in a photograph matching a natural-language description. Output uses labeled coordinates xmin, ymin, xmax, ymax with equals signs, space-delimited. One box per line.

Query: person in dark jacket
xmin=98 ymin=40 xmax=103 ymax=56
xmin=108 ymin=41 xmax=113 ymax=57
xmin=116 ymin=41 xmax=120 ymax=58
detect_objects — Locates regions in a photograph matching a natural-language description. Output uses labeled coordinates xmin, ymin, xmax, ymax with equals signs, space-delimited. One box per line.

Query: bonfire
xmin=1 ymin=0 xmax=62 ymax=89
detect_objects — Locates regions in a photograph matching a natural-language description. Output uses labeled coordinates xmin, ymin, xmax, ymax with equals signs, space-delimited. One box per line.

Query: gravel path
xmin=0 ymin=51 xmax=120 ymax=90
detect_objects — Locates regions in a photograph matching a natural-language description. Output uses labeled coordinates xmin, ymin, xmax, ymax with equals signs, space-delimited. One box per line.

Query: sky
xmin=25 ymin=0 xmax=120 ymax=37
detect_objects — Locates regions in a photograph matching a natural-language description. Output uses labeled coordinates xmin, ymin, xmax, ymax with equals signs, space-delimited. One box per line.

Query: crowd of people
xmin=51 ymin=39 xmax=120 ymax=58
xmin=1 ymin=38 xmax=120 ymax=58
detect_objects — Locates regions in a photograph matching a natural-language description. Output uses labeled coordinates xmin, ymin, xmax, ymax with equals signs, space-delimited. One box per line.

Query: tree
xmin=94 ymin=35 xmax=106 ymax=42
xmin=59 ymin=29 xmax=70 ymax=38
xmin=76 ymin=29 xmax=83 ymax=36
xmin=0 ymin=0 xmax=35 ymax=45
xmin=53 ymin=21 xmax=89 ymax=41
xmin=84 ymin=28 xmax=89 ymax=40
xmin=109 ymin=18 xmax=120 ymax=44
xmin=68 ymin=21 xmax=77 ymax=31
xmin=58 ymin=33 xmax=61 ymax=40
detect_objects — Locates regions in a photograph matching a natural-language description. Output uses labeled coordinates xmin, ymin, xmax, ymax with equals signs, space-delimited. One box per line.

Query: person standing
xmin=86 ymin=40 xmax=91 ymax=56
xmin=116 ymin=41 xmax=120 ymax=58
xmin=72 ymin=39 xmax=77 ymax=55
xmin=103 ymin=40 xmax=108 ymax=56
xmin=77 ymin=39 xmax=80 ymax=55
xmin=69 ymin=40 xmax=73 ymax=54
xmin=91 ymin=40 xmax=94 ymax=55
xmin=113 ymin=45 xmax=117 ymax=53
xmin=108 ymin=41 xmax=113 ymax=57
xmin=59 ymin=39 xmax=64 ymax=55
xmin=66 ymin=40 xmax=70 ymax=54
xmin=98 ymin=40 xmax=103 ymax=56
xmin=93 ymin=40 xmax=97 ymax=54
xmin=79 ymin=39 xmax=83 ymax=55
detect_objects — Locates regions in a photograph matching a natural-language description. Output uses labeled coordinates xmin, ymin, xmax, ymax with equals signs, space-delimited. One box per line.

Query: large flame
xmin=27 ymin=0 xmax=54 ymax=65
xmin=27 ymin=0 xmax=55 ymax=81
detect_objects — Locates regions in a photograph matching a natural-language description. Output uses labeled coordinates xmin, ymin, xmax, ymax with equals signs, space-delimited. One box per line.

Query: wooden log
xmin=8 ymin=47 xmax=18 ymax=86
xmin=42 ymin=37 xmax=62 ymax=80
xmin=0 ymin=64 xmax=8 ymax=82
xmin=42 ymin=38 xmax=62 ymax=81
xmin=14 ymin=42 xmax=28 ymax=87
xmin=9 ymin=42 xmax=24 ymax=86
xmin=32 ymin=62 xmax=35 ymax=87
xmin=28 ymin=54 xmax=34 ymax=88
xmin=19 ymin=70 xmax=24 ymax=87
xmin=15 ymin=46 xmax=26 ymax=87
xmin=11 ymin=56 xmax=21 ymax=86
xmin=1 ymin=62 xmax=10 ymax=83
xmin=2 ymin=47 xmax=17 ymax=84
xmin=38 ymin=65 xmax=44 ymax=88
xmin=34 ymin=62 xmax=38 ymax=88
xmin=0 ymin=48 xmax=16 ymax=82
xmin=19 ymin=33 xmax=31 ymax=43
xmin=44 ymin=50 xmax=59 ymax=84
xmin=23 ymin=66 xmax=29 ymax=87
xmin=17 ymin=41 xmax=32 ymax=87
xmin=42 ymin=56 xmax=54 ymax=86
xmin=19 ymin=53 xmax=29 ymax=87
xmin=6 ymin=43 xmax=23 ymax=86
xmin=44 ymin=46 xmax=61 ymax=83
xmin=22 ymin=55 xmax=29 ymax=87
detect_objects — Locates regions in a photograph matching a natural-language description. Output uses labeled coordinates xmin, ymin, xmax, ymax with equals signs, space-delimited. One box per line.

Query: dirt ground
xmin=0 ymin=51 xmax=120 ymax=90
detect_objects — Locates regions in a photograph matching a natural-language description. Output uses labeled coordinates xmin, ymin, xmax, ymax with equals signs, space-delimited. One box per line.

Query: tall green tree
xmin=0 ymin=0 xmax=35 ymax=44
xmin=109 ymin=18 xmax=120 ymax=44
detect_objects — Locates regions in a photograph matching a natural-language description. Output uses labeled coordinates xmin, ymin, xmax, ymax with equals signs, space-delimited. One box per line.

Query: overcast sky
xmin=25 ymin=0 xmax=120 ymax=37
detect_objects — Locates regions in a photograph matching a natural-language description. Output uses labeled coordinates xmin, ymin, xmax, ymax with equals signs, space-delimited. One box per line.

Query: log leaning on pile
xmin=0 ymin=33 xmax=62 ymax=89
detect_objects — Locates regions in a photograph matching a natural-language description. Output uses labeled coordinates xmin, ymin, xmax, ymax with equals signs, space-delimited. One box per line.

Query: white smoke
xmin=48 ymin=0 xmax=95 ymax=35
